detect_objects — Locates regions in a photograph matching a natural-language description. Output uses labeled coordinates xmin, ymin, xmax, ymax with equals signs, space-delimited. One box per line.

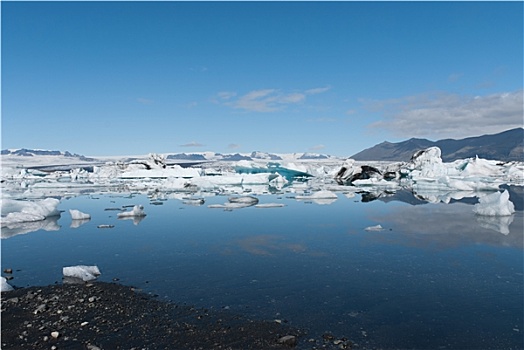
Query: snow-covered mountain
xmin=1 ymin=148 xmax=95 ymax=161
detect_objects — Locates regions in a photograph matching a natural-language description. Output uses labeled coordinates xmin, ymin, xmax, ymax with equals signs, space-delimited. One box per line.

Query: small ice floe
xmin=63 ymin=265 xmax=101 ymax=282
xmin=1 ymin=276 xmax=14 ymax=292
xmin=69 ymin=209 xmax=91 ymax=220
xmin=209 ymin=196 xmax=259 ymax=209
xmin=97 ymin=224 xmax=114 ymax=229
xmin=365 ymin=224 xmax=384 ymax=231
xmin=117 ymin=205 xmax=146 ymax=218
xmin=182 ymin=198 xmax=205 ymax=206
xmin=228 ymin=196 xmax=259 ymax=205
xmin=473 ymin=190 xmax=515 ymax=216
xmin=254 ymin=203 xmax=286 ymax=208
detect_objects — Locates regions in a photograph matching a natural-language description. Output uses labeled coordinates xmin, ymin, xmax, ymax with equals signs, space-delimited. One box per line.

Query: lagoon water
xmin=2 ymin=190 xmax=523 ymax=349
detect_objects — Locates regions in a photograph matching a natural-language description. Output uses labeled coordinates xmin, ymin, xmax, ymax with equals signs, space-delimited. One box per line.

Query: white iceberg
xmin=473 ymin=190 xmax=515 ymax=216
xmin=296 ymin=190 xmax=337 ymax=200
xmin=208 ymin=196 xmax=259 ymax=209
xmin=255 ymin=203 xmax=286 ymax=208
xmin=1 ymin=277 xmax=14 ymax=292
xmin=69 ymin=209 xmax=91 ymax=220
xmin=365 ymin=224 xmax=385 ymax=231
xmin=62 ymin=265 xmax=101 ymax=282
xmin=117 ymin=205 xmax=146 ymax=218
xmin=1 ymin=198 xmax=61 ymax=225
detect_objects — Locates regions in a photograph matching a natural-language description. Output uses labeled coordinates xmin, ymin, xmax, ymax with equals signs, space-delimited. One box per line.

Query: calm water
xmin=2 ymin=190 xmax=523 ymax=349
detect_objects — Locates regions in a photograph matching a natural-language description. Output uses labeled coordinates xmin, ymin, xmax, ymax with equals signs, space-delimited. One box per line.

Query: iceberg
xmin=255 ymin=203 xmax=286 ymax=208
xmin=365 ymin=224 xmax=385 ymax=231
xmin=208 ymin=196 xmax=259 ymax=209
xmin=1 ymin=277 xmax=14 ymax=292
xmin=62 ymin=265 xmax=101 ymax=282
xmin=117 ymin=205 xmax=146 ymax=218
xmin=69 ymin=209 xmax=91 ymax=220
xmin=1 ymin=198 xmax=61 ymax=225
xmin=473 ymin=190 xmax=515 ymax=216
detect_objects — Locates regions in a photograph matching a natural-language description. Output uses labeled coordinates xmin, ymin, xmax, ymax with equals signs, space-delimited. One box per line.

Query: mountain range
xmin=2 ymin=128 xmax=523 ymax=163
xmin=350 ymin=128 xmax=524 ymax=162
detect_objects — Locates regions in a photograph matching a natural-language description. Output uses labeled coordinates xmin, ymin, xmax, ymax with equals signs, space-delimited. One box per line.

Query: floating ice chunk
xmin=69 ymin=209 xmax=91 ymax=220
xmin=209 ymin=196 xmax=259 ymax=209
xmin=182 ymin=198 xmax=205 ymax=206
xmin=255 ymin=203 xmax=286 ymax=208
xmin=117 ymin=205 xmax=146 ymax=218
xmin=365 ymin=224 xmax=384 ymax=231
xmin=228 ymin=196 xmax=259 ymax=204
xmin=473 ymin=190 xmax=515 ymax=216
xmin=62 ymin=265 xmax=101 ymax=282
xmin=1 ymin=277 xmax=14 ymax=292
xmin=1 ymin=198 xmax=61 ymax=225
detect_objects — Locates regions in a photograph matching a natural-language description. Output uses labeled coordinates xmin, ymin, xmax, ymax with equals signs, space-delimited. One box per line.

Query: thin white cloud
xmin=308 ymin=117 xmax=338 ymax=122
xmin=137 ymin=97 xmax=153 ymax=105
xmin=228 ymin=143 xmax=241 ymax=149
xmin=366 ymin=90 xmax=523 ymax=139
xmin=309 ymin=144 xmax=326 ymax=151
xmin=217 ymin=91 xmax=237 ymax=100
xmin=180 ymin=141 xmax=204 ymax=148
xmin=219 ymin=86 xmax=330 ymax=113
xmin=305 ymin=86 xmax=331 ymax=95
xmin=447 ymin=73 xmax=463 ymax=83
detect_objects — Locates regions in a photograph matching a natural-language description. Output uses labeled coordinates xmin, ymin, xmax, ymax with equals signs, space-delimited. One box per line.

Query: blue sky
xmin=2 ymin=1 xmax=523 ymax=157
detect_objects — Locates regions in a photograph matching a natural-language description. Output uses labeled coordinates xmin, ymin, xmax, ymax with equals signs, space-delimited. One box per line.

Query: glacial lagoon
xmin=2 ymin=189 xmax=523 ymax=349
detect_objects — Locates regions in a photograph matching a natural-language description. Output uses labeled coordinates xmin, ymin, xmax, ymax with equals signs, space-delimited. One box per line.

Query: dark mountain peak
xmin=351 ymin=128 xmax=523 ymax=162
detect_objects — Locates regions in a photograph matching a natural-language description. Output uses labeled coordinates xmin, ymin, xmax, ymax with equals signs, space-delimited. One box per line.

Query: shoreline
xmin=1 ymin=281 xmax=354 ymax=350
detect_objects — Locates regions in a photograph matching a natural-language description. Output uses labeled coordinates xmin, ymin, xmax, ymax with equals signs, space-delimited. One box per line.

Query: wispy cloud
xmin=366 ymin=90 xmax=523 ymax=139
xmin=217 ymin=86 xmax=330 ymax=112
xmin=309 ymin=144 xmax=326 ymax=151
xmin=137 ymin=97 xmax=154 ymax=105
xmin=217 ymin=91 xmax=237 ymax=100
xmin=308 ymin=117 xmax=338 ymax=122
xmin=228 ymin=143 xmax=241 ymax=149
xmin=180 ymin=141 xmax=205 ymax=148
xmin=447 ymin=73 xmax=463 ymax=83
xmin=305 ymin=86 xmax=331 ymax=95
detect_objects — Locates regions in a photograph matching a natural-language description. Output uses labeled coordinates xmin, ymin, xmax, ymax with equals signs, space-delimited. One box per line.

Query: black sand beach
xmin=1 ymin=282 xmax=354 ymax=349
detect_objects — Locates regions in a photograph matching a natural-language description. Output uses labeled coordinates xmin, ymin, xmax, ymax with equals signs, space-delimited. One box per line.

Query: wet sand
xmin=1 ymin=282 xmax=354 ymax=349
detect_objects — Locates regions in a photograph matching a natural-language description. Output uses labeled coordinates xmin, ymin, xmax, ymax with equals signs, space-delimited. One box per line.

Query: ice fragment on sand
xmin=473 ymin=190 xmax=515 ymax=216
xmin=63 ymin=265 xmax=101 ymax=281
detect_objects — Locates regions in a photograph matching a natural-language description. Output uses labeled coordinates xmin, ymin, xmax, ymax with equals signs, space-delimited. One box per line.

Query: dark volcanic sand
xmin=1 ymin=282 xmax=354 ymax=349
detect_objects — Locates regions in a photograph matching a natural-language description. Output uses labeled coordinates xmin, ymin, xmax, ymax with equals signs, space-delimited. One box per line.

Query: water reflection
xmin=367 ymin=202 xmax=523 ymax=248
xmin=70 ymin=218 xmax=91 ymax=229
xmin=0 ymin=215 xmax=61 ymax=239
